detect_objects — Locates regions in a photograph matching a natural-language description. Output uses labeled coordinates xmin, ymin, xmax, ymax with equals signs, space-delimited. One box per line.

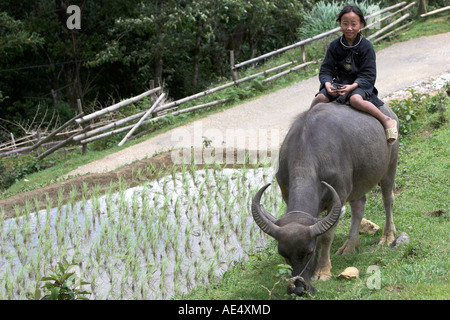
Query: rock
xmin=359 ymin=218 xmax=380 ymax=235
xmin=389 ymin=232 xmax=410 ymax=248
xmin=337 ymin=267 xmax=359 ymax=280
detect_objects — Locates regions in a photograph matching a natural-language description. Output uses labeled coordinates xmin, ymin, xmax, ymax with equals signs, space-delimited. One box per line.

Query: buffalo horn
xmin=251 ymin=183 xmax=280 ymax=237
xmin=310 ymin=181 xmax=342 ymax=237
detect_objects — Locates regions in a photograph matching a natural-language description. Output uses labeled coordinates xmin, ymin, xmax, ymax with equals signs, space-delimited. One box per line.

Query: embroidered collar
xmin=340 ymin=33 xmax=363 ymax=49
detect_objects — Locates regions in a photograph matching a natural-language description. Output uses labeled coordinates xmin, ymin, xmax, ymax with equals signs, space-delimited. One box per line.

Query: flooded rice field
xmin=0 ymin=165 xmax=284 ymax=299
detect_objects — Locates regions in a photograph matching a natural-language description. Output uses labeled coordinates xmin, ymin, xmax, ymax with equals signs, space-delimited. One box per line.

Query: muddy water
xmin=0 ymin=167 xmax=283 ymax=299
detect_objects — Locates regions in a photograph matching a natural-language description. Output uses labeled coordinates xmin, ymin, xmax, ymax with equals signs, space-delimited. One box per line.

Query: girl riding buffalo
xmin=310 ymin=4 xmax=398 ymax=144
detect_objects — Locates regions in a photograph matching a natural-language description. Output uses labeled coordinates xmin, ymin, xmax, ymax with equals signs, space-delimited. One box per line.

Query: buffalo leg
xmin=312 ymin=224 xmax=337 ymax=281
xmin=313 ymin=224 xmax=337 ymax=281
xmin=379 ymin=176 xmax=396 ymax=245
xmin=336 ymin=196 xmax=366 ymax=254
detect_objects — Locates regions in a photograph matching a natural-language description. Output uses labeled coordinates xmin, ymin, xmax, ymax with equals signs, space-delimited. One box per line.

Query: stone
xmin=359 ymin=218 xmax=380 ymax=235
xmin=389 ymin=232 xmax=410 ymax=248
xmin=337 ymin=267 xmax=359 ymax=280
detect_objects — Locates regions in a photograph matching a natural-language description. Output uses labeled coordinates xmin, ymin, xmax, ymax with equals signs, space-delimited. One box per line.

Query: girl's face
xmin=339 ymin=11 xmax=362 ymax=43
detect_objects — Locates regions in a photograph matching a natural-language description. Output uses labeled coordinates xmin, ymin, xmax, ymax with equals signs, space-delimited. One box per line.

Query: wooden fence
xmin=0 ymin=1 xmax=419 ymax=160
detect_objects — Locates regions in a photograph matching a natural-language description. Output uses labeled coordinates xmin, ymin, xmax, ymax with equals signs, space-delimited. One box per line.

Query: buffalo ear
xmin=309 ymin=181 xmax=341 ymax=237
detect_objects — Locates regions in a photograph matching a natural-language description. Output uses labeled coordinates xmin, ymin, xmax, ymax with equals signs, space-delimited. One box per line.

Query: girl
xmin=310 ymin=4 xmax=398 ymax=144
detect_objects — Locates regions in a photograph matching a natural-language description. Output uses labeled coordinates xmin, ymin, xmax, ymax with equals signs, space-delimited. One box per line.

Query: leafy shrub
xmin=390 ymin=88 xmax=449 ymax=136
xmin=297 ymin=1 xmax=341 ymax=39
xmin=297 ymin=0 xmax=381 ymax=39
xmin=425 ymin=91 xmax=448 ymax=128
xmin=29 ymin=258 xmax=91 ymax=300
xmin=0 ymin=154 xmax=43 ymax=191
xmin=390 ymin=89 xmax=425 ymax=135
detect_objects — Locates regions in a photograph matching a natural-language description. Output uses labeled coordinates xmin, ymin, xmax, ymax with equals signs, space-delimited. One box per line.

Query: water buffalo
xmin=252 ymin=101 xmax=399 ymax=296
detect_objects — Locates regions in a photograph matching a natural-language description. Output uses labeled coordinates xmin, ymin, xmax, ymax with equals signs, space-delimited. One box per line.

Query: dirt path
xmin=65 ymin=32 xmax=450 ymax=177
xmin=1 ymin=33 xmax=449 ymax=218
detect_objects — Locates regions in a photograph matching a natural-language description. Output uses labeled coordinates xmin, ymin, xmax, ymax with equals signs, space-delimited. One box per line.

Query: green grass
xmin=177 ymin=106 xmax=449 ymax=300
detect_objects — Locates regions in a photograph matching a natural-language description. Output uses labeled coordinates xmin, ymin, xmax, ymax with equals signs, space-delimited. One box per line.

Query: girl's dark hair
xmin=336 ymin=4 xmax=366 ymax=26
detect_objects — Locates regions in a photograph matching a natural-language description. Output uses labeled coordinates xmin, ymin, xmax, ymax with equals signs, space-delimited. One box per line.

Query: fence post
xmin=230 ymin=50 xmax=238 ymax=81
xmin=10 ymin=133 xmax=16 ymax=150
xmin=77 ymin=99 xmax=88 ymax=155
xmin=35 ymin=129 xmax=42 ymax=156
xmin=364 ymin=17 xmax=372 ymax=38
xmin=301 ymin=44 xmax=309 ymax=71
xmin=418 ymin=0 xmax=427 ymax=17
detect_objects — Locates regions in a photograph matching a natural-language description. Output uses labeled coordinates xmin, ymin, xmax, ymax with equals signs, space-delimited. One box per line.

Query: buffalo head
xmin=251 ymin=181 xmax=341 ymax=296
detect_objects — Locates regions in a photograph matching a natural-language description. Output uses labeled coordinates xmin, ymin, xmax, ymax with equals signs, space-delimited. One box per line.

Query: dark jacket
xmin=319 ymin=33 xmax=384 ymax=107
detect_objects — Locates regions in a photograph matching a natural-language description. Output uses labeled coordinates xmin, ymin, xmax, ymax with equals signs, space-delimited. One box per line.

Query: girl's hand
xmin=336 ymin=83 xmax=358 ymax=96
xmin=325 ymin=82 xmax=339 ymax=97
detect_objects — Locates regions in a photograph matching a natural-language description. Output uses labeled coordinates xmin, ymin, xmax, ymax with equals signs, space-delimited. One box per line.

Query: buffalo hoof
xmin=379 ymin=230 xmax=396 ymax=246
xmin=312 ymin=266 xmax=332 ymax=281
xmin=336 ymin=240 xmax=357 ymax=255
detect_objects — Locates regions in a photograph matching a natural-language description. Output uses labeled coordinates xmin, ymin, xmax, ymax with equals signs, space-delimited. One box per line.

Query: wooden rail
xmin=420 ymin=5 xmax=450 ymax=17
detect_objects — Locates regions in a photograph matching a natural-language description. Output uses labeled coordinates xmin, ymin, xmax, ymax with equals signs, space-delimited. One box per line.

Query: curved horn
xmin=251 ymin=183 xmax=280 ymax=238
xmin=310 ymin=181 xmax=342 ymax=237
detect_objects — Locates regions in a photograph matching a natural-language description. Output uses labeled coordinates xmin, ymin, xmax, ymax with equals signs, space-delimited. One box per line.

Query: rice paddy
xmin=0 ymin=162 xmax=284 ymax=299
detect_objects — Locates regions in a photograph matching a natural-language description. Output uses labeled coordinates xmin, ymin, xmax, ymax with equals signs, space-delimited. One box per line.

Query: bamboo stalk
xmin=134 ymin=98 xmax=231 ymax=133
xmin=154 ymin=83 xmax=235 ymax=114
xmin=362 ymin=2 xmax=415 ymax=31
xmin=80 ymin=123 xmax=135 ymax=144
xmin=0 ymin=141 xmax=62 ymax=157
xmin=73 ymin=110 xmax=147 ymax=141
xmin=364 ymin=1 xmax=407 ymax=20
xmin=30 ymin=112 xmax=84 ymax=152
xmin=420 ymin=5 xmax=450 ymax=17
xmin=263 ymin=60 xmax=319 ymax=83
xmin=372 ymin=20 xmax=414 ymax=43
xmin=233 ymin=27 xmax=341 ymax=69
xmin=0 ymin=134 xmax=34 ymax=150
xmin=118 ymin=93 xmax=165 ymax=146
xmin=154 ymin=60 xmax=307 ymax=114
xmin=367 ymin=13 xmax=411 ymax=41
xmin=75 ymin=87 xmax=161 ymax=124
xmin=37 ymin=125 xmax=91 ymax=160
xmin=170 ymin=98 xmax=230 ymax=116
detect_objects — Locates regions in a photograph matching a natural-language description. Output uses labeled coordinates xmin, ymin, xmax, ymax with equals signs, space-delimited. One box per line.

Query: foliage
xmin=425 ymin=83 xmax=449 ymax=128
xmin=390 ymin=87 xmax=449 ymax=135
xmin=0 ymin=154 xmax=43 ymax=191
xmin=297 ymin=0 xmax=382 ymax=39
xmin=390 ymin=89 xmax=425 ymax=135
xmin=30 ymin=258 xmax=91 ymax=300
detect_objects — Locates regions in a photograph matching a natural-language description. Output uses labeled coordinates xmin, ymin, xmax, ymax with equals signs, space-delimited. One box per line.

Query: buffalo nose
xmin=293 ymin=286 xmax=304 ymax=296
xmin=287 ymin=284 xmax=305 ymax=296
